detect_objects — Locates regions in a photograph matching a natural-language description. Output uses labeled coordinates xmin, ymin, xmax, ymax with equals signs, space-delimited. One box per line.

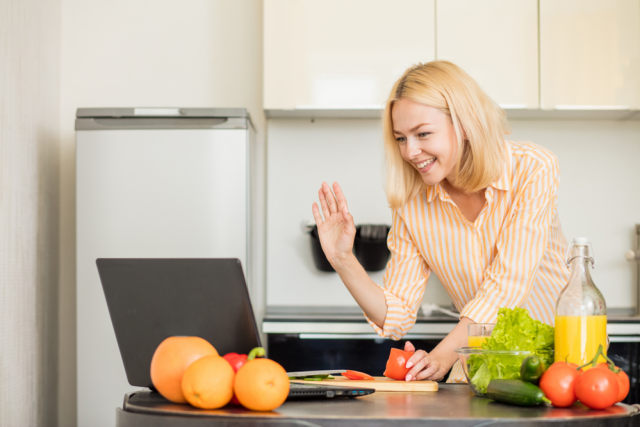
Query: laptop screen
xmin=96 ymin=258 xmax=261 ymax=388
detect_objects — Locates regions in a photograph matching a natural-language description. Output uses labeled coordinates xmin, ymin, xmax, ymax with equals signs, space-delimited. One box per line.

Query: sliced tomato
xmin=342 ymin=370 xmax=374 ymax=380
xmin=383 ymin=348 xmax=414 ymax=380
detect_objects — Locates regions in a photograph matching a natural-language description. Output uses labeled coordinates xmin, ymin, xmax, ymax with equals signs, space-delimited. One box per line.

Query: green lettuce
xmin=467 ymin=307 xmax=554 ymax=394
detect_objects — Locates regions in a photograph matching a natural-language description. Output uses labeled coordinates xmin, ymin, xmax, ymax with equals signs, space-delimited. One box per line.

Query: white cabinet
xmin=540 ymin=0 xmax=640 ymax=109
xmin=437 ymin=0 xmax=539 ymax=109
xmin=264 ymin=0 xmax=435 ymax=111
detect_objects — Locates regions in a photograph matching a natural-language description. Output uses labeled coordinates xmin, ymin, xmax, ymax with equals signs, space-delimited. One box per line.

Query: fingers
xmin=404 ymin=348 xmax=446 ymax=381
xmin=311 ymin=202 xmax=323 ymax=225
xmin=332 ymin=182 xmax=350 ymax=216
xmin=318 ymin=186 xmax=331 ymax=220
xmin=405 ymin=349 xmax=427 ymax=381
xmin=322 ymin=182 xmax=338 ymax=214
xmin=413 ymin=359 xmax=442 ymax=381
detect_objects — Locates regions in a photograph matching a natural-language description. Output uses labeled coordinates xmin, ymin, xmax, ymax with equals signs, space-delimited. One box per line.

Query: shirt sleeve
xmin=365 ymin=208 xmax=430 ymax=340
xmin=460 ymin=153 xmax=559 ymax=323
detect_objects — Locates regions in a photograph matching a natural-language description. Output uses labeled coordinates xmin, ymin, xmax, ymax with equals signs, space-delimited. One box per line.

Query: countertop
xmin=117 ymin=385 xmax=639 ymax=427
xmin=262 ymin=306 xmax=640 ymax=337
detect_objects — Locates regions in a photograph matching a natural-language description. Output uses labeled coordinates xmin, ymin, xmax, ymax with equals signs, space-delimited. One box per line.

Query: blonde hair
xmin=383 ymin=60 xmax=509 ymax=209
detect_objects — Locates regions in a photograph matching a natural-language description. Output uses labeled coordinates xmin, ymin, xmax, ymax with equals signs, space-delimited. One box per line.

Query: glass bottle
xmin=554 ymin=237 xmax=607 ymax=365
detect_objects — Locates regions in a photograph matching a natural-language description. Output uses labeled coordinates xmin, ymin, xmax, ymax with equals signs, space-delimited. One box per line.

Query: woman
xmin=311 ymin=61 xmax=570 ymax=382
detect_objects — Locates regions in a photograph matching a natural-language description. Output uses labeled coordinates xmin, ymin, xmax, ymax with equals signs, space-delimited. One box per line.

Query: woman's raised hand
xmin=311 ymin=182 xmax=356 ymax=269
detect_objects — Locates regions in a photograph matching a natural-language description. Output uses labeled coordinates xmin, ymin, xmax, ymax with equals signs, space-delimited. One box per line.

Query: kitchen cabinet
xmin=263 ymin=0 xmax=435 ymax=111
xmin=436 ymin=0 xmax=539 ymax=109
xmin=540 ymin=0 xmax=640 ymax=110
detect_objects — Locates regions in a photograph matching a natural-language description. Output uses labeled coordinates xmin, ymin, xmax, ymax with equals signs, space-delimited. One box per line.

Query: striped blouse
xmin=367 ymin=141 xmax=570 ymax=340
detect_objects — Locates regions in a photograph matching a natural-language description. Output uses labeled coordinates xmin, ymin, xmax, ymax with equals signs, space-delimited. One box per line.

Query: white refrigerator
xmin=75 ymin=108 xmax=255 ymax=427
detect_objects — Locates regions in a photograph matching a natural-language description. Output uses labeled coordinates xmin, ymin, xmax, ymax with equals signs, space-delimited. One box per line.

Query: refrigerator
xmin=75 ymin=108 xmax=256 ymax=427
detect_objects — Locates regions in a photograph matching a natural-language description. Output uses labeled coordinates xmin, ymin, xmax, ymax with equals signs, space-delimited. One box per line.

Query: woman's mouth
xmin=416 ymin=158 xmax=435 ymax=172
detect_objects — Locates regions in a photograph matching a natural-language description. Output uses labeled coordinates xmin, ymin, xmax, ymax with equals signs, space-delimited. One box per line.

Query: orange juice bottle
xmin=554 ymin=238 xmax=607 ymax=365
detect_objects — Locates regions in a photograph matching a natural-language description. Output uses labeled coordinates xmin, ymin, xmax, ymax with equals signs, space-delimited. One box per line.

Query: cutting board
xmin=291 ymin=376 xmax=438 ymax=392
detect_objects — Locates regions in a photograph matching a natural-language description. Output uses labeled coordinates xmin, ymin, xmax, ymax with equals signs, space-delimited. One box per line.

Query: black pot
xmin=355 ymin=224 xmax=390 ymax=271
xmin=308 ymin=225 xmax=334 ymax=272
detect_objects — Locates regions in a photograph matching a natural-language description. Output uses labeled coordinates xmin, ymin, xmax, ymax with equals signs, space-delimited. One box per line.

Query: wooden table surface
xmin=117 ymin=384 xmax=640 ymax=427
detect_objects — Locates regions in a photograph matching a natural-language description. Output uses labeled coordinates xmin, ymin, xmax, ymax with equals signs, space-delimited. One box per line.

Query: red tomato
xmin=383 ymin=348 xmax=414 ymax=380
xmin=575 ymin=367 xmax=619 ymax=410
xmin=342 ymin=370 xmax=374 ymax=380
xmin=539 ymin=362 xmax=580 ymax=407
xmin=594 ymin=363 xmax=630 ymax=403
xmin=614 ymin=369 xmax=630 ymax=402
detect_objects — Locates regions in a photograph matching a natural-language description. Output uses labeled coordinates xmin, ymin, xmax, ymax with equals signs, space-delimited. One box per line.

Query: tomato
xmin=383 ymin=348 xmax=414 ymax=380
xmin=594 ymin=363 xmax=630 ymax=403
xmin=342 ymin=370 xmax=374 ymax=380
xmin=539 ymin=362 xmax=580 ymax=407
xmin=575 ymin=367 xmax=619 ymax=410
xmin=614 ymin=369 xmax=630 ymax=402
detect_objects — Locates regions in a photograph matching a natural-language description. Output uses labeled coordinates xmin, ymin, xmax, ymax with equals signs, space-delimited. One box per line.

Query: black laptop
xmin=96 ymin=258 xmax=374 ymax=401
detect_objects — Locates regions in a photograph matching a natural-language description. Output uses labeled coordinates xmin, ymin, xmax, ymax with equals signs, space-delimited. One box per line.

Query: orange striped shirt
xmin=367 ymin=141 xmax=570 ymax=340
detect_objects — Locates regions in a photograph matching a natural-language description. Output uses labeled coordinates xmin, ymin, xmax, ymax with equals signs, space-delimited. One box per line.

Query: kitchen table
xmin=117 ymin=384 xmax=639 ymax=426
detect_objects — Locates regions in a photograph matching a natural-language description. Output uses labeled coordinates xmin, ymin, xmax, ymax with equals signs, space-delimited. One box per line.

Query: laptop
xmin=96 ymin=258 xmax=374 ymax=400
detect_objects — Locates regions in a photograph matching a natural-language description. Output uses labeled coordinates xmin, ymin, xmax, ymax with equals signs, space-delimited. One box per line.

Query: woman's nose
xmin=406 ymin=137 xmax=422 ymax=157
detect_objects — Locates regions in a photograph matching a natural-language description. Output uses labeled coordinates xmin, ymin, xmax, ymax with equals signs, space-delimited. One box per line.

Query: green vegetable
xmin=468 ymin=308 xmax=554 ymax=394
xmin=486 ymin=379 xmax=551 ymax=406
xmin=520 ymin=355 xmax=546 ymax=384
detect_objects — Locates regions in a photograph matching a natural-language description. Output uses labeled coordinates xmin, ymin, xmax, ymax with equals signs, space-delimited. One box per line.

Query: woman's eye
xmin=395 ymin=136 xmax=406 ymax=143
xmin=417 ymin=132 xmax=431 ymax=138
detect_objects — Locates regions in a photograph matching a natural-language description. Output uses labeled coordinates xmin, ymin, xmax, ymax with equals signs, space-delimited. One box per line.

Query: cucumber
xmin=520 ymin=355 xmax=546 ymax=384
xmin=486 ymin=379 xmax=551 ymax=407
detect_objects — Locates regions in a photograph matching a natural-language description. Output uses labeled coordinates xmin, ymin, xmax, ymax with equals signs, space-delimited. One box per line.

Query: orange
xmin=150 ymin=336 xmax=218 ymax=403
xmin=181 ymin=355 xmax=235 ymax=409
xmin=234 ymin=358 xmax=290 ymax=411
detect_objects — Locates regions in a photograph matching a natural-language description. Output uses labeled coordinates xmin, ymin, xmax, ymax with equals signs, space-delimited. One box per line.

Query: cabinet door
xmin=540 ymin=0 xmax=640 ymax=109
xmin=264 ymin=0 xmax=435 ymax=110
xmin=437 ymin=0 xmax=539 ymax=109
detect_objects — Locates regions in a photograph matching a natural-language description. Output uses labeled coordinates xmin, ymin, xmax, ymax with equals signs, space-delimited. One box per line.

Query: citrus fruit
xmin=181 ymin=355 xmax=234 ymax=409
xmin=234 ymin=358 xmax=290 ymax=411
xmin=150 ymin=336 xmax=218 ymax=403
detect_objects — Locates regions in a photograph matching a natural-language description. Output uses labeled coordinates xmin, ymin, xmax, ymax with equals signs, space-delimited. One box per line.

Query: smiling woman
xmin=311 ymin=60 xmax=570 ymax=384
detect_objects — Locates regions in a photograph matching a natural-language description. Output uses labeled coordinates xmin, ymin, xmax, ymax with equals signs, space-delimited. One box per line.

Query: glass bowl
xmin=455 ymin=347 xmax=533 ymax=396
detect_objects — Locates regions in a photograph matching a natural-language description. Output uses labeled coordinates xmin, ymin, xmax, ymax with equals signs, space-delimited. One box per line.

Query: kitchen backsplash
xmin=266 ymin=118 xmax=640 ymax=310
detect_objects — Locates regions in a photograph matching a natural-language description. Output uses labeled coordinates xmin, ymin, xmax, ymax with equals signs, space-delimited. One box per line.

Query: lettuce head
xmin=467 ymin=307 xmax=554 ymax=394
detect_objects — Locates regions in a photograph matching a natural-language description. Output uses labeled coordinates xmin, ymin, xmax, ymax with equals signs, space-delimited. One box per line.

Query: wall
xmin=0 ymin=0 xmax=60 ymax=425
xmin=266 ymin=117 xmax=640 ymax=310
xmin=59 ymin=1 xmax=264 ymax=426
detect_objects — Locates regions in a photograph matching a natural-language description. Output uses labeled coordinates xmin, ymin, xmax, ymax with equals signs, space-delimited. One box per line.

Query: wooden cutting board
xmin=291 ymin=376 xmax=438 ymax=392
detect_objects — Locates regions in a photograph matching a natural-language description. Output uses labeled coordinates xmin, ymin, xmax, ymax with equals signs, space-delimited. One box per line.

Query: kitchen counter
xmin=262 ymin=306 xmax=640 ymax=338
xmin=117 ymin=385 xmax=639 ymax=426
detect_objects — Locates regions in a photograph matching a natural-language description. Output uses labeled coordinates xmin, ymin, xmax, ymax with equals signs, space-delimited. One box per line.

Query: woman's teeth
xmin=417 ymin=158 xmax=435 ymax=169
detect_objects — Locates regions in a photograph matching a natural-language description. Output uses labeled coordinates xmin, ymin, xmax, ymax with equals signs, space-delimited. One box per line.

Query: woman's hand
xmin=311 ymin=182 xmax=356 ymax=269
xmin=403 ymin=341 xmax=455 ymax=381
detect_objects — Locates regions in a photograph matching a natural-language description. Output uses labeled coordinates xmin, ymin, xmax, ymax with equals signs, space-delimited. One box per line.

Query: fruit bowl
xmin=455 ymin=347 xmax=532 ymax=396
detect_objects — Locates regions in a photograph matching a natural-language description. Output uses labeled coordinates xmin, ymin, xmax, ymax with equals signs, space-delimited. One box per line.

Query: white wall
xmin=59 ymin=1 xmax=264 ymax=426
xmin=266 ymin=118 xmax=640 ymax=310
xmin=0 ymin=0 xmax=60 ymax=425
